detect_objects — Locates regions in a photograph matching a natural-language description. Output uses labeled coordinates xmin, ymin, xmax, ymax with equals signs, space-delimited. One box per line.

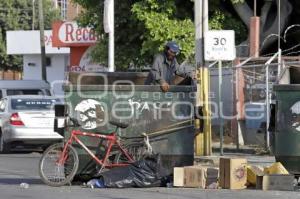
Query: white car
xmin=0 ymin=95 xmax=63 ymax=152
xmin=0 ymin=80 xmax=52 ymax=99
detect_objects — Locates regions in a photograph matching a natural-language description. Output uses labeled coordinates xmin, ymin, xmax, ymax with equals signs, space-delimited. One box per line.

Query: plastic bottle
xmin=207 ymin=182 xmax=218 ymax=189
xmin=86 ymin=179 xmax=104 ymax=189
xmin=20 ymin=183 xmax=29 ymax=189
xmin=166 ymin=182 xmax=173 ymax=188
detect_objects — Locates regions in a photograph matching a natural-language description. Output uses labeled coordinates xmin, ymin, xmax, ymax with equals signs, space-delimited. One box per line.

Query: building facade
xmin=6 ymin=30 xmax=70 ymax=95
xmin=52 ymin=0 xmax=83 ymax=21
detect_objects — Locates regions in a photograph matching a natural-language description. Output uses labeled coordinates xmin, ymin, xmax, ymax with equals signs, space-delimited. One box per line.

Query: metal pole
xmin=108 ymin=0 xmax=115 ymax=72
xmin=278 ymin=3 xmax=282 ymax=76
xmin=195 ymin=0 xmax=204 ymax=67
xmin=278 ymin=48 xmax=282 ymax=77
xmin=203 ymin=0 xmax=212 ymax=156
xmin=254 ymin=0 xmax=257 ymax=17
xmin=266 ymin=64 xmax=270 ymax=150
xmin=235 ymin=62 xmax=240 ymax=151
xmin=194 ymin=0 xmax=204 ymax=156
xmin=219 ymin=60 xmax=224 ymax=156
xmin=38 ymin=0 xmax=47 ymax=81
xmin=264 ymin=51 xmax=278 ymax=150
xmin=203 ymin=0 xmax=208 ymax=32
xmin=278 ymin=0 xmax=281 ymax=50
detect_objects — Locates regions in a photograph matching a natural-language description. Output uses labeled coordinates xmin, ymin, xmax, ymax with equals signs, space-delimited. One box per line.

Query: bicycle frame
xmin=58 ymin=129 xmax=134 ymax=168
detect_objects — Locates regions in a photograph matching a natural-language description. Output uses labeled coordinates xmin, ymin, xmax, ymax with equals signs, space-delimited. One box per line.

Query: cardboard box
xmin=173 ymin=166 xmax=206 ymax=188
xmin=219 ymin=158 xmax=247 ymax=189
xmin=173 ymin=166 xmax=219 ymax=188
xmin=256 ymin=175 xmax=295 ymax=191
xmin=203 ymin=166 xmax=219 ymax=187
xmin=264 ymin=162 xmax=289 ymax=175
xmin=205 ymin=167 xmax=219 ymax=178
xmin=247 ymin=165 xmax=264 ymax=186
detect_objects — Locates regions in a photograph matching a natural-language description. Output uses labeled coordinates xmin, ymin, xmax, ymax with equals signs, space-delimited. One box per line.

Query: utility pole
xmin=108 ymin=0 xmax=115 ymax=72
xmin=203 ymin=0 xmax=212 ymax=156
xmin=104 ymin=0 xmax=115 ymax=72
xmin=194 ymin=0 xmax=204 ymax=156
xmin=194 ymin=0 xmax=212 ymax=156
xmin=38 ymin=0 xmax=47 ymax=81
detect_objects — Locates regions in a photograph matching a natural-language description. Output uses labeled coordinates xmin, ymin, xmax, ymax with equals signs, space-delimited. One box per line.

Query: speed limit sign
xmin=204 ymin=30 xmax=236 ymax=61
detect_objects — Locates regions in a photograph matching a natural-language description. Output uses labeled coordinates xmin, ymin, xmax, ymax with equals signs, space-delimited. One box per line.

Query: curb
xmin=212 ymin=147 xmax=256 ymax=154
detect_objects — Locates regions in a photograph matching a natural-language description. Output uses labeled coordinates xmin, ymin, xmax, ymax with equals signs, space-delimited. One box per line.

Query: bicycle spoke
xmin=39 ymin=143 xmax=79 ymax=187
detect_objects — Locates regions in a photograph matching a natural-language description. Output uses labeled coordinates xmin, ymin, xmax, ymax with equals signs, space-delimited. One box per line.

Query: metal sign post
xmin=218 ymin=60 xmax=224 ymax=155
xmin=38 ymin=0 xmax=47 ymax=81
xmin=204 ymin=30 xmax=236 ymax=156
xmin=266 ymin=63 xmax=270 ymax=150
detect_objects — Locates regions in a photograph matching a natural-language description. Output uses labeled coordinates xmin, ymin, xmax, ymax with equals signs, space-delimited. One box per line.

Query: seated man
xmin=145 ymin=41 xmax=195 ymax=92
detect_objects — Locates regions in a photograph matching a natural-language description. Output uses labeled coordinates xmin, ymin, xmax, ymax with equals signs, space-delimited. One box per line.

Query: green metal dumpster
xmin=273 ymin=84 xmax=300 ymax=174
xmin=63 ymin=83 xmax=196 ymax=178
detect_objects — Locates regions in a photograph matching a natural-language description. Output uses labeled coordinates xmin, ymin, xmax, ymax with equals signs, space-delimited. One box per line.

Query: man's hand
xmin=160 ymin=82 xmax=170 ymax=92
xmin=191 ymin=71 xmax=197 ymax=80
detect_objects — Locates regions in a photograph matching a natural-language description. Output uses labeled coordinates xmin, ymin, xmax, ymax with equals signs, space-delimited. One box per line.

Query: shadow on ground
xmin=0 ymin=178 xmax=43 ymax=185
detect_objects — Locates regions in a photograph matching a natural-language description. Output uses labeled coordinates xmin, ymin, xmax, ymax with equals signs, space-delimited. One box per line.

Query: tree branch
xmin=231 ymin=2 xmax=253 ymax=29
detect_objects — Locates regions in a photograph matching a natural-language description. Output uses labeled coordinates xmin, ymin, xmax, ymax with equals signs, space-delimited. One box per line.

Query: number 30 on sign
xmin=204 ymin=30 xmax=236 ymax=61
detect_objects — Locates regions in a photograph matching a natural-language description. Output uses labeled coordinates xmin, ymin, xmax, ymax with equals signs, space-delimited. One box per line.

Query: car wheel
xmin=0 ymin=132 xmax=10 ymax=153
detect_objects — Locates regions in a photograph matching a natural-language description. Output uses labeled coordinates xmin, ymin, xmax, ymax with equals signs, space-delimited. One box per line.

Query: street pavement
xmin=0 ymin=153 xmax=299 ymax=199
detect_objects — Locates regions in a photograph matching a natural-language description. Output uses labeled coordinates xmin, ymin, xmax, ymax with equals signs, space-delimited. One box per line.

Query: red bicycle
xmin=39 ymin=120 xmax=152 ymax=187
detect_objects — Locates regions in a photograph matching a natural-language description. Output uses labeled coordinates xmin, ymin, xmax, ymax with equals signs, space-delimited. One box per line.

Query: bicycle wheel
xmin=39 ymin=143 xmax=79 ymax=187
xmin=114 ymin=142 xmax=148 ymax=164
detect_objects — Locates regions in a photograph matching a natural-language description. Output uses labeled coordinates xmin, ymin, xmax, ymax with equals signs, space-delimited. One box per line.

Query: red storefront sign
xmin=52 ymin=21 xmax=98 ymax=47
xmin=52 ymin=21 xmax=102 ymax=73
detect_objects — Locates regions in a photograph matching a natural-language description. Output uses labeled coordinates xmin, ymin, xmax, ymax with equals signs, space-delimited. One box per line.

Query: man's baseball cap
xmin=166 ymin=41 xmax=180 ymax=54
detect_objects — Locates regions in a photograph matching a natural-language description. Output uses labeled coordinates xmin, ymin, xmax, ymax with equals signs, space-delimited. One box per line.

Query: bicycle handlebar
xmin=68 ymin=117 xmax=81 ymax=127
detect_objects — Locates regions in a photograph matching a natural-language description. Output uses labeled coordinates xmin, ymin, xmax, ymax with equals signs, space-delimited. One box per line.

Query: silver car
xmin=0 ymin=95 xmax=63 ymax=152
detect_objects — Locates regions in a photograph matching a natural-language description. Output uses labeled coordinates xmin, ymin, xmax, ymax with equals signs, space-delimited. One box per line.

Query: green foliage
xmin=42 ymin=0 xmax=61 ymax=30
xmin=0 ymin=0 xmax=60 ymax=71
xmin=73 ymin=0 xmax=247 ymax=70
xmin=209 ymin=10 xmax=247 ymax=44
xmin=73 ymin=0 xmax=146 ymax=70
xmin=132 ymin=0 xmax=195 ymax=63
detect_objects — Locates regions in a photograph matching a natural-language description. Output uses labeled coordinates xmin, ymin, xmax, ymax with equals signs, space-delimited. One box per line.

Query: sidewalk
xmin=212 ymin=142 xmax=259 ymax=154
xmin=194 ymin=142 xmax=275 ymax=167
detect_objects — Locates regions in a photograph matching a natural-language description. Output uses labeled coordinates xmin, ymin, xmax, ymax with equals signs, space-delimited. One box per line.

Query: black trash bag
xmin=98 ymin=154 xmax=163 ymax=188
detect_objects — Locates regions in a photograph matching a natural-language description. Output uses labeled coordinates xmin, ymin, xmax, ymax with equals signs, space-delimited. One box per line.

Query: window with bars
xmin=54 ymin=0 xmax=67 ymax=20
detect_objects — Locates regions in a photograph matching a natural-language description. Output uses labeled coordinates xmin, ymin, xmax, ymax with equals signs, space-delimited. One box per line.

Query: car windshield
xmin=11 ymin=99 xmax=58 ymax=110
xmin=7 ymin=89 xmax=45 ymax=96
